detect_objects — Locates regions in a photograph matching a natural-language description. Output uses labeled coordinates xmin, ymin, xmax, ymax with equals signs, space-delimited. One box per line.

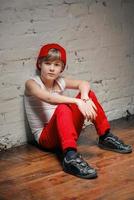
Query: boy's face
xmin=40 ymin=60 xmax=64 ymax=80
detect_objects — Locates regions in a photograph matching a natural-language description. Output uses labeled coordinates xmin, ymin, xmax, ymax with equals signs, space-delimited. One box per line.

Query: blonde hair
xmin=37 ymin=48 xmax=64 ymax=68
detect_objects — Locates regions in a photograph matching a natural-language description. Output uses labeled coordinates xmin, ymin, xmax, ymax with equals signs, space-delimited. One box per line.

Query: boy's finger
xmin=91 ymin=101 xmax=97 ymax=111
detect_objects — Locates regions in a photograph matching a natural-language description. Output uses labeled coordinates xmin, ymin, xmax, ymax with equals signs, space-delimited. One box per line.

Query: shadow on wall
xmin=23 ymin=98 xmax=35 ymax=145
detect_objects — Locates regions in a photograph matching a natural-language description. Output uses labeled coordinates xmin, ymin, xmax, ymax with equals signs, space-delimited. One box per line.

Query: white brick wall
xmin=0 ymin=0 xmax=134 ymax=149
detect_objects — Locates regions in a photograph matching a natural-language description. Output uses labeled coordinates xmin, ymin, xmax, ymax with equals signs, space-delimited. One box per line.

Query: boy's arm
xmin=64 ymin=77 xmax=97 ymax=117
xmin=25 ymin=79 xmax=79 ymax=105
xmin=25 ymin=79 xmax=97 ymax=120
xmin=64 ymin=78 xmax=90 ymax=100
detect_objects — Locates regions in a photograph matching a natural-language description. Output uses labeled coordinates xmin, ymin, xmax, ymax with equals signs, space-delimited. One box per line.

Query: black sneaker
xmin=98 ymin=132 xmax=132 ymax=154
xmin=63 ymin=152 xmax=97 ymax=179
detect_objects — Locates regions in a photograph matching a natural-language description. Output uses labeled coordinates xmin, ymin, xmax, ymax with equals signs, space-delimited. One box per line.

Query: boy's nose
xmin=50 ymin=64 xmax=54 ymax=71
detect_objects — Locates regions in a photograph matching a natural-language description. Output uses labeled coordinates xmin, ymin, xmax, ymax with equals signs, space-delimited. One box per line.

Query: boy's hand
xmin=84 ymin=98 xmax=97 ymax=121
xmin=75 ymin=99 xmax=97 ymax=121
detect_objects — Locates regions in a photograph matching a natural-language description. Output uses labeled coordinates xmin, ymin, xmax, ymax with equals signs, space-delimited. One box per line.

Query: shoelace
xmin=75 ymin=154 xmax=91 ymax=169
xmin=107 ymin=133 xmax=125 ymax=145
xmin=68 ymin=154 xmax=94 ymax=174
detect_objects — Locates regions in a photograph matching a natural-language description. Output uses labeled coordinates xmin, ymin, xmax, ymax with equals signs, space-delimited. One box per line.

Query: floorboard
xmin=0 ymin=117 xmax=134 ymax=200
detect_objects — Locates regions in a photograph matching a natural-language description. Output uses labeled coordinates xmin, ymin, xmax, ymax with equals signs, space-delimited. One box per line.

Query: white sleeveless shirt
xmin=24 ymin=75 xmax=66 ymax=143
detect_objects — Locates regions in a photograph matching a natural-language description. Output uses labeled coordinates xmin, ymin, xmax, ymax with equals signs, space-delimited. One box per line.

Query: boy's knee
xmin=88 ymin=90 xmax=96 ymax=98
xmin=56 ymin=104 xmax=71 ymax=113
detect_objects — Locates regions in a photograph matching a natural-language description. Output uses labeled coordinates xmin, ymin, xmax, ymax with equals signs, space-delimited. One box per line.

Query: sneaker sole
xmin=98 ymin=143 xmax=132 ymax=154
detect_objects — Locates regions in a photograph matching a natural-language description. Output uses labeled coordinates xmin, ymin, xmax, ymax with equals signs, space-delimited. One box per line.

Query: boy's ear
xmin=38 ymin=63 xmax=41 ymax=69
xmin=61 ymin=63 xmax=65 ymax=73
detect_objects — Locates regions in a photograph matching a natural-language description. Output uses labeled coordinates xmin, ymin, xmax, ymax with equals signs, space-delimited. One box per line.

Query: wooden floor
xmin=0 ymin=117 xmax=134 ymax=200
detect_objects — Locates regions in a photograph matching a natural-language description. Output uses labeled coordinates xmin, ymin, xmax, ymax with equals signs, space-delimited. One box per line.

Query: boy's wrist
xmin=81 ymin=94 xmax=90 ymax=101
xmin=74 ymin=98 xmax=83 ymax=106
xmin=82 ymin=98 xmax=90 ymax=103
xmin=81 ymin=93 xmax=89 ymax=101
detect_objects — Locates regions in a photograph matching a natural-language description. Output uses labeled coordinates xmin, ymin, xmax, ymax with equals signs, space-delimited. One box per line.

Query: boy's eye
xmin=45 ymin=62 xmax=51 ymax=65
xmin=55 ymin=63 xmax=60 ymax=66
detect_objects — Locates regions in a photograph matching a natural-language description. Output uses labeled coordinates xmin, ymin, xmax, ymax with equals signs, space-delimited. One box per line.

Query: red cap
xmin=36 ymin=43 xmax=66 ymax=70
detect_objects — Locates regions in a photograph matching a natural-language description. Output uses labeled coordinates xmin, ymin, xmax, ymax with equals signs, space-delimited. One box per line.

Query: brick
xmin=0 ymin=21 xmax=34 ymax=37
xmin=69 ymin=3 xmax=88 ymax=17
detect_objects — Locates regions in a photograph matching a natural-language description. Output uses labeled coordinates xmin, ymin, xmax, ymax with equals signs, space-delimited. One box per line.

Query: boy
xmin=24 ymin=43 xmax=132 ymax=179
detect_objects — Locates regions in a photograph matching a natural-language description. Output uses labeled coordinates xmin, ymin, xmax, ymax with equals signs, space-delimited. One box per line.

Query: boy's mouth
xmin=48 ymin=73 xmax=55 ymax=76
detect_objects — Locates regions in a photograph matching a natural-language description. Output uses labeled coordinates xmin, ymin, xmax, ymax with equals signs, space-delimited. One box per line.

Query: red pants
xmin=39 ymin=90 xmax=110 ymax=151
